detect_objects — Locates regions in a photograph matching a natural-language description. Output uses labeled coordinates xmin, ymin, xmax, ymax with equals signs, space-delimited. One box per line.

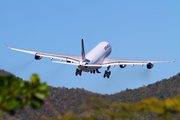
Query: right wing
xmin=102 ymin=58 xmax=176 ymax=66
xmin=5 ymin=44 xmax=82 ymax=64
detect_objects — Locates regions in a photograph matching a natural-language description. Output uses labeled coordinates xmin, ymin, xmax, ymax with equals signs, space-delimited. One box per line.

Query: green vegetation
xmin=0 ymin=69 xmax=180 ymax=119
xmin=81 ymin=95 xmax=180 ymax=120
xmin=0 ymin=73 xmax=49 ymax=117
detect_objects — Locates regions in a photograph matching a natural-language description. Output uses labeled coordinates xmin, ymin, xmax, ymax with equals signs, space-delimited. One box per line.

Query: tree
xmin=0 ymin=74 xmax=49 ymax=116
xmin=81 ymin=96 xmax=180 ymax=120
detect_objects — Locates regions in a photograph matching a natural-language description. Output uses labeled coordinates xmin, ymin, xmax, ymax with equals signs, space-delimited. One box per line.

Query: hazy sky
xmin=0 ymin=1 xmax=179 ymax=94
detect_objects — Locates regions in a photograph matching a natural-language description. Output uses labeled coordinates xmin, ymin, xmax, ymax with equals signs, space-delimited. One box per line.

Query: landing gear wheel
xmin=75 ymin=69 xmax=82 ymax=76
xmin=103 ymin=70 xmax=111 ymax=78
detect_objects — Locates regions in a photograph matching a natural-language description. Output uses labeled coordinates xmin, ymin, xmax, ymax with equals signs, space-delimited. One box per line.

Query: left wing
xmin=102 ymin=58 xmax=177 ymax=66
xmin=5 ymin=44 xmax=82 ymax=64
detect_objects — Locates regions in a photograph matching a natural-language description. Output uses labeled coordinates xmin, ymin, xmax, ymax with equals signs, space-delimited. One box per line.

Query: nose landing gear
xmin=96 ymin=69 xmax=101 ymax=73
xmin=103 ymin=66 xmax=111 ymax=78
xmin=90 ymin=70 xmax=96 ymax=74
xmin=90 ymin=69 xmax=101 ymax=74
xmin=75 ymin=68 xmax=82 ymax=76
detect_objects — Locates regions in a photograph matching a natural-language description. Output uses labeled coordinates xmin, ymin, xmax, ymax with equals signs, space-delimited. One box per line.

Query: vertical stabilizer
xmin=81 ymin=39 xmax=86 ymax=60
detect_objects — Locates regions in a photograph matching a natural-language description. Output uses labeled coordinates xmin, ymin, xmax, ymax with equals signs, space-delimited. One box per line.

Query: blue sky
xmin=0 ymin=1 xmax=179 ymax=94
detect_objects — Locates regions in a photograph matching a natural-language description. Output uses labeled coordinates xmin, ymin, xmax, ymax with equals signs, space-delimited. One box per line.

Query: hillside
xmin=108 ymin=73 xmax=180 ymax=103
xmin=1 ymin=69 xmax=180 ymax=119
xmin=0 ymin=69 xmax=13 ymax=76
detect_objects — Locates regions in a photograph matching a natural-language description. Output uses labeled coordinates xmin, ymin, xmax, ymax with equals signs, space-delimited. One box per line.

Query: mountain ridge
xmin=0 ymin=69 xmax=180 ymax=119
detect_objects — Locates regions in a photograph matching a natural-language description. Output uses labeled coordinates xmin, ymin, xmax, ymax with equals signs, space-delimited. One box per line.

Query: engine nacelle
xmin=67 ymin=60 xmax=71 ymax=63
xmin=35 ymin=55 xmax=43 ymax=60
xmin=147 ymin=62 xmax=154 ymax=69
xmin=119 ymin=64 xmax=127 ymax=68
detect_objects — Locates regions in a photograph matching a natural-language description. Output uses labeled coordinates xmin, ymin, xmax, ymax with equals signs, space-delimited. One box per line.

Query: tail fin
xmin=81 ymin=39 xmax=86 ymax=60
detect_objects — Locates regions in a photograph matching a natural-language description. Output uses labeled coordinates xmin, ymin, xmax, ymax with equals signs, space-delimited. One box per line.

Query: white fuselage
xmin=80 ymin=41 xmax=112 ymax=72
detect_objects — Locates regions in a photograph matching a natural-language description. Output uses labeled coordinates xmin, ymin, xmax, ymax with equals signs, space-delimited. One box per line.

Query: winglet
xmin=174 ymin=58 xmax=178 ymax=62
xmin=4 ymin=43 xmax=9 ymax=48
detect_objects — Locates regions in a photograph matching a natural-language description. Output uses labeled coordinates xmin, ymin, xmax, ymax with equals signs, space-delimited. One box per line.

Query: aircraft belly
xmin=81 ymin=66 xmax=94 ymax=72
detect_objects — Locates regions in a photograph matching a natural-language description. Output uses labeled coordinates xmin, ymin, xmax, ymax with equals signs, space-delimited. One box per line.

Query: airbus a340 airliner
xmin=5 ymin=39 xmax=176 ymax=78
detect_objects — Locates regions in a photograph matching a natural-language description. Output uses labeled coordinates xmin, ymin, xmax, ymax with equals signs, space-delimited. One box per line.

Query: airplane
xmin=5 ymin=39 xmax=176 ymax=78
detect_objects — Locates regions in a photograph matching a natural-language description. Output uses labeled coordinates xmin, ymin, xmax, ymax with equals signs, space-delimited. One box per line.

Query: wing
xmin=52 ymin=58 xmax=176 ymax=67
xmin=102 ymin=58 xmax=177 ymax=66
xmin=5 ymin=44 xmax=82 ymax=64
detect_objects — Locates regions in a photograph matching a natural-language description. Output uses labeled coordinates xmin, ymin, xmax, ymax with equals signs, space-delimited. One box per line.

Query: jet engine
xmin=35 ymin=55 xmax=43 ymax=60
xmin=119 ymin=64 xmax=127 ymax=68
xmin=67 ymin=60 xmax=71 ymax=63
xmin=147 ymin=62 xmax=154 ymax=69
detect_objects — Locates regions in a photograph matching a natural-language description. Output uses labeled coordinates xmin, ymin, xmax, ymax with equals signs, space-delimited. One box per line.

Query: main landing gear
xmin=104 ymin=66 xmax=111 ymax=78
xmin=75 ymin=68 xmax=82 ymax=76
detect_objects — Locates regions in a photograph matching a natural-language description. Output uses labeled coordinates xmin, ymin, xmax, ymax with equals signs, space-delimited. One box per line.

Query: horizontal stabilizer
xmin=52 ymin=61 xmax=79 ymax=65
